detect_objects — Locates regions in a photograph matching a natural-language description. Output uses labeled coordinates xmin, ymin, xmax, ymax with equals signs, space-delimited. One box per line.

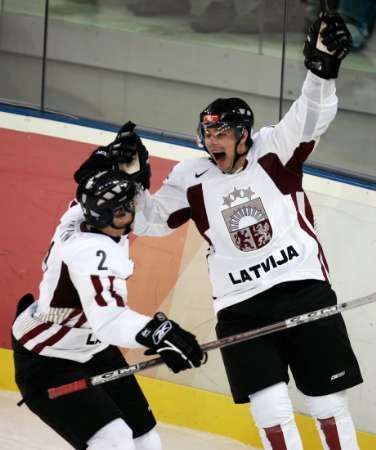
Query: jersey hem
xmin=212 ymin=272 xmax=326 ymax=314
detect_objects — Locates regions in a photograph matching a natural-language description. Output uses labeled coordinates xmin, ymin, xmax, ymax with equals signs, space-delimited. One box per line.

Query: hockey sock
xmin=249 ymin=382 xmax=303 ymax=450
xmin=305 ymin=390 xmax=360 ymax=450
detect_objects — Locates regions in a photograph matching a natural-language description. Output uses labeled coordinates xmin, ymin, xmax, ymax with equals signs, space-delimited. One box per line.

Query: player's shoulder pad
xmin=165 ymin=156 xmax=211 ymax=186
xmin=258 ymin=125 xmax=276 ymax=136
xmin=250 ymin=126 xmax=279 ymax=161
xmin=254 ymin=125 xmax=276 ymax=146
xmin=62 ymin=234 xmax=133 ymax=279
xmin=52 ymin=204 xmax=84 ymax=244
xmin=59 ymin=203 xmax=83 ymax=224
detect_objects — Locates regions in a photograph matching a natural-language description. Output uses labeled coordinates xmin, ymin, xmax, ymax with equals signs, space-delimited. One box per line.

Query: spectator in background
xmin=124 ymin=0 xmax=375 ymax=50
xmin=126 ymin=0 xmax=189 ymax=16
xmin=338 ymin=0 xmax=376 ymax=49
xmin=189 ymin=0 xmax=306 ymax=33
xmin=125 ymin=0 xmax=307 ymax=33
xmin=304 ymin=0 xmax=338 ymax=31
xmin=305 ymin=1 xmax=375 ymax=50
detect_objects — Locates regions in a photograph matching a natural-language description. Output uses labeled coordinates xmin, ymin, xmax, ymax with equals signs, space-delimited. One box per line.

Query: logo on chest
xmin=221 ymin=186 xmax=272 ymax=252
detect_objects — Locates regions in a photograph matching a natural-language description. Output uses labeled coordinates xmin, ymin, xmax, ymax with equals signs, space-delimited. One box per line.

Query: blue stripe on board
xmin=303 ymin=166 xmax=376 ymax=190
xmin=0 ymin=103 xmax=199 ymax=149
xmin=1 ymin=102 xmax=375 ymax=191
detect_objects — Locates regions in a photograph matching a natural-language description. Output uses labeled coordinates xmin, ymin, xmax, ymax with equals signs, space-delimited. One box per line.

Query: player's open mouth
xmin=212 ymin=152 xmax=226 ymax=161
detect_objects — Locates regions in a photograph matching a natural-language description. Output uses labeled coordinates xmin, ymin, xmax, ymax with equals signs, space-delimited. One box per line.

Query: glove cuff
xmin=135 ymin=312 xmax=172 ymax=348
xmin=304 ymin=52 xmax=341 ymax=79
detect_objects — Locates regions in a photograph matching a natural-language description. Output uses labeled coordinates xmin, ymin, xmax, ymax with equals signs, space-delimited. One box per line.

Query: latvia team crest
xmin=221 ymin=186 xmax=273 ymax=252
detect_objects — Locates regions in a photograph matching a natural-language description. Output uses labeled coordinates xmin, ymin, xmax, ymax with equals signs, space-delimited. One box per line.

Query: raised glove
xmin=109 ymin=121 xmax=151 ymax=189
xmin=73 ymin=146 xmax=113 ymax=184
xmin=110 ymin=121 xmax=142 ymax=163
xmin=303 ymin=12 xmax=352 ymax=79
xmin=74 ymin=121 xmax=151 ymax=189
xmin=135 ymin=312 xmax=206 ymax=373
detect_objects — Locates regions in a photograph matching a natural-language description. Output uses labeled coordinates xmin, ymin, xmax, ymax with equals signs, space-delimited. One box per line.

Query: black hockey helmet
xmin=197 ymin=97 xmax=254 ymax=150
xmin=76 ymin=170 xmax=138 ymax=229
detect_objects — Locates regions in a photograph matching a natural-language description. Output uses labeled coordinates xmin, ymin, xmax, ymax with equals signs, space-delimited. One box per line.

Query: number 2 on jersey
xmin=96 ymin=250 xmax=108 ymax=270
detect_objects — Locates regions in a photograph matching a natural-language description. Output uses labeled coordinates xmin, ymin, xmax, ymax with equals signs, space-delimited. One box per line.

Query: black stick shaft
xmin=48 ymin=292 xmax=376 ymax=399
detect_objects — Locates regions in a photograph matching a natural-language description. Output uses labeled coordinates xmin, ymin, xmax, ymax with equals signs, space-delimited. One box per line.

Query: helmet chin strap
xmin=227 ymin=131 xmax=249 ymax=174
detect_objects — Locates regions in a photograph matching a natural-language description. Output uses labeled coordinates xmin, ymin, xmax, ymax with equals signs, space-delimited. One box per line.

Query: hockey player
xmin=12 ymin=171 xmax=205 ymax=450
xmin=74 ymin=12 xmax=363 ymax=450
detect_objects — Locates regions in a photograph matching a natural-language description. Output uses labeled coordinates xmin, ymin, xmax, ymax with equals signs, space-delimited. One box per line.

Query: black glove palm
xmin=304 ymin=12 xmax=352 ymax=79
xmin=136 ymin=312 xmax=206 ymax=373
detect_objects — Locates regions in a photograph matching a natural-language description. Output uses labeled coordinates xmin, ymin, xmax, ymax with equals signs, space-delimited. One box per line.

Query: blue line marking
xmin=1 ymin=102 xmax=375 ymax=191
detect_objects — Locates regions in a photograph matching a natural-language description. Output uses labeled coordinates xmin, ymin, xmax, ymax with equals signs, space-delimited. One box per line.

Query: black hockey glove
xmin=135 ymin=312 xmax=206 ymax=374
xmin=74 ymin=121 xmax=151 ymax=189
xmin=110 ymin=121 xmax=143 ymax=163
xmin=73 ymin=146 xmax=114 ymax=184
xmin=303 ymin=12 xmax=352 ymax=79
xmin=109 ymin=121 xmax=151 ymax=190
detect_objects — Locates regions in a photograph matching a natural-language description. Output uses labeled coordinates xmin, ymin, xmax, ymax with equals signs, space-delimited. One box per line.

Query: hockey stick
xmin=48 ymin=292 xmax=376 ymax=399
xmin=320 ymin=0 xmax=327 ymax=12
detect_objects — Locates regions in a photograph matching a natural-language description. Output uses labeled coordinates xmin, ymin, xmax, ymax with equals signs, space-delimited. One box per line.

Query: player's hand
xmin=109 ymin=121 xmax=151 ymax=190
xmin=109 ymin=121 xmax=144 ymax=164
xmin=135 ymin=312 xmax=207 ymax=373
xmin=74 ymin=121 xmax=151 ymax=189
xmin=303 ymin=12 xmax=352 ymax=79
xmin=73 ymin=146 xmax=113 ymax=184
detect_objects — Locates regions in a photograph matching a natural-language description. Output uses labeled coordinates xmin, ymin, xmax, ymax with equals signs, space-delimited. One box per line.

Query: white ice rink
xmin=0 ymin=391 xmax=256 ymax=450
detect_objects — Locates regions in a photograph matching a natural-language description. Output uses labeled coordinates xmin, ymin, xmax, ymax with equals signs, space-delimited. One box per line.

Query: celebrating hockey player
xmin=12 ymin=171 xmax=205 ymax=450
xmin=74 ymin=11 xmax=362 ymax=450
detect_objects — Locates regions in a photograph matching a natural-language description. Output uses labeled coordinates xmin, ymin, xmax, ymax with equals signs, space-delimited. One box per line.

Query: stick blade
xmin=48 ymin=379 xmax=88 ymax=399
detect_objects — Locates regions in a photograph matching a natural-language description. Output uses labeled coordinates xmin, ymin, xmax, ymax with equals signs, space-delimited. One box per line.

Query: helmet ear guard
xmin=77 ymin=171 xmax=138 ymax=229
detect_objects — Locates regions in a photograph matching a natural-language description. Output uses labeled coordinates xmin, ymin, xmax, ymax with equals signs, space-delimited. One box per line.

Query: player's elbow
xmin=91 ymin=324 xmax=115 ymax=347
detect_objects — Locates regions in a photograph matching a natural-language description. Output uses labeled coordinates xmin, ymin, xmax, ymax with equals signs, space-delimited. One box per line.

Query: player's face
xmin=113 ymin=205 xmax=134 ymax=228
xmin=204 ymin=127 xmax=248 ymax=173
xmin=102 ymin=205 xmax=135 ymax=237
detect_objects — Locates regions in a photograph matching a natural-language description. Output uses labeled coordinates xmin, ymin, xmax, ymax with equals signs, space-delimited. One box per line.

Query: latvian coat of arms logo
xmin=221 ymin=186 xmax=273 ymax=252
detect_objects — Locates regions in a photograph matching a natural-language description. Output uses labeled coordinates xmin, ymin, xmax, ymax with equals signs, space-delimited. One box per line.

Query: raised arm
xmin=259 ymin=12 xmax=351 ymax=165
xmin=133 ymin=160 xmax=193 ymax=237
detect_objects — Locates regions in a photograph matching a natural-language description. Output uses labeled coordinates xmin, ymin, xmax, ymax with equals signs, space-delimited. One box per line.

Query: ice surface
xmin=0 ymin=391 xmax=257 ymax=449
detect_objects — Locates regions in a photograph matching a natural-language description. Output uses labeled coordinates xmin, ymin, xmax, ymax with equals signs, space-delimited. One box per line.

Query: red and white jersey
xmin=134 ymin=72 xmax=337 ymax=313
xmin=12 ymin=204 xmax=150 ymax=362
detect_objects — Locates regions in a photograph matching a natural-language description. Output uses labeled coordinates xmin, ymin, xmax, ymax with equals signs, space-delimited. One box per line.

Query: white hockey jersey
xmin=134 ymin=72 xmax=337 ymax=313
xmin=12 ymin=204 xmax=151 ymax=362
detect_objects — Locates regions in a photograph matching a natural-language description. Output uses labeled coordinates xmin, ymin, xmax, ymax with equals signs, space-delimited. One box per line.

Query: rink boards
xmin=0 ymin=110 xmax=375 ymax=449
